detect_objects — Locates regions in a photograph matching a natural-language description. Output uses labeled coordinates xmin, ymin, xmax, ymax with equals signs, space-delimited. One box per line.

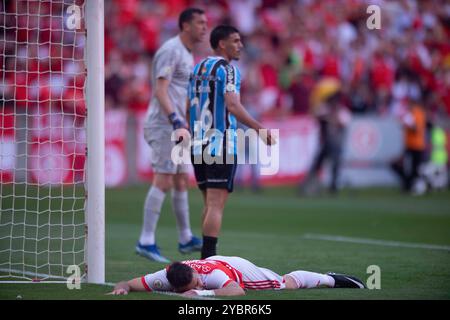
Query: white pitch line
xmin=0 ymin=268 xmax=217 ymax=300
xmin=302 ymin=233 xmax=450 ymax=252
xmin=0 ymin=268 xmax=70 ymax=282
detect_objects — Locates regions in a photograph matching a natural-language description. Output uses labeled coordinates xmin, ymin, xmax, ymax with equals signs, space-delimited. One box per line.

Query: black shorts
xmin=191 ymin=153 xmax=238 ymax=193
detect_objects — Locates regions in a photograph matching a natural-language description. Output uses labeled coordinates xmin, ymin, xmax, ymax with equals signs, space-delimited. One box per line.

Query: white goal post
xmin=85 ymin=0 xmax=105 ymax=285
xmin=0 ymin=0 xmax=104 ymax=284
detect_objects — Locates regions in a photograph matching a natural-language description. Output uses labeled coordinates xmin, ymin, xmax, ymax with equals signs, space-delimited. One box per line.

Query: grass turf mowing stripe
xmin=302 ymin=233 xmax=450 ymax=251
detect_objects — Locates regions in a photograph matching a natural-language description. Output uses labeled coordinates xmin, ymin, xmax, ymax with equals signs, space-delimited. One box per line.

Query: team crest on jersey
xmin=226 ymin=83 xmax=236 ymax=92
xmin=163 ymin=66 xmax=172 ymax=76
xmin=153 ymin=279 xmax=163 ymax=289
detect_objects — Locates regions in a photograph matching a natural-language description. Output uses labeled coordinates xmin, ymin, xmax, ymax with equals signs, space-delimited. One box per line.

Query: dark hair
xmin=166 ymin=262 xmax=194 ymax=290
xmin=210 ymin=25 xmax=240 ymax=50
xmin=178 ymin=8 xmax=205 ymax=31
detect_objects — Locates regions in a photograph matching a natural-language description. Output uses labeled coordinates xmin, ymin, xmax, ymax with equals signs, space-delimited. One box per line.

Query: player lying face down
xmin=108 ymin=256 xmax=366 ymax=297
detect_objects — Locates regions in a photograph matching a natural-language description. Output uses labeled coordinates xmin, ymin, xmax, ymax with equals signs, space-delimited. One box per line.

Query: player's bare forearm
xmin=224 ymin=93 xmax=262 ymax=131
xmin=182 ymin=281 xmax=245 ymax=297
xmin=154 ymin=78 xmax=175 ymax=116
xmin=213 ymin=282 xmax=245 ymax=296
xmin=108 ymin=277 xmax=148 ymax=295
xmin=185 ymin=98 xmax=190 ymax=130
xmin=224 ymin=92 xmax=276 ymax=145
xmin=127 ymin=277 xmax=148 ymax=292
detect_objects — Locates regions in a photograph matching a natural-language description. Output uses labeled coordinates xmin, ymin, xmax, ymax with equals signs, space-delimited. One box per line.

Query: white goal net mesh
xmin=0 ymin=0 xmax=87 ymax=282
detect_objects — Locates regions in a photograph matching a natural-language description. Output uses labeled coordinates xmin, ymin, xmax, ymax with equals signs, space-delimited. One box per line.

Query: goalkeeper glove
xmin=168 ymin=112 xmax=186 ymax=130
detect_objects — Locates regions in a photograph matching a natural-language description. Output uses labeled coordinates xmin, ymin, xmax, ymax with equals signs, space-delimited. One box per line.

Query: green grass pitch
xmin=1 ymin=185 xmax=450 ymax=300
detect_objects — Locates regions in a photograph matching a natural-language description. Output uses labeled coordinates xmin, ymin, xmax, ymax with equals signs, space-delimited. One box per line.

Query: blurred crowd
xmin=1 ymin=0 xmax=449 ymax=124
xmin=103 ymin=0 xmax=450 ymax=126
xmin=1 ymin=0 xmax=86 ymax=117
xmin=1 ymin=0 xmax=449 ymax=191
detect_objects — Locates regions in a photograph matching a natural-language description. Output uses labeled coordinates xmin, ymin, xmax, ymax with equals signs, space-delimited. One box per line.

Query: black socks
xmin=201 ymin=236 xmax=218 ymax=259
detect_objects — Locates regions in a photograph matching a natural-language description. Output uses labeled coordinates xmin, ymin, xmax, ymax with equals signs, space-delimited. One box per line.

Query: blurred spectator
xmin=391 ymin=89 xmax=427 ymax=194
xmin=298 ymin=78 xmax=352 ymax=194
xmin=348 ymin=81 xmax=375 ymax=114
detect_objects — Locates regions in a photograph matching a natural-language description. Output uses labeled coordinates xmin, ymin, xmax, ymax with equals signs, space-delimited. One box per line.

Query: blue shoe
xmin=178 ymin=236 xmax=203 ymax=254
xmin=135 ymin=243 xmax=170 ymax=263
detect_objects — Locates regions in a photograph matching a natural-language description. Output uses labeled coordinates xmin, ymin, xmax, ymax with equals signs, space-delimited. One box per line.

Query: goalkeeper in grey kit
xmin=136 ymin=8 xmax=208 ymax=262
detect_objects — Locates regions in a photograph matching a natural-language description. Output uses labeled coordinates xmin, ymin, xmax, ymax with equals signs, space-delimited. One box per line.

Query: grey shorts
xmin=144 ymin=126 xmax=190 ymax=175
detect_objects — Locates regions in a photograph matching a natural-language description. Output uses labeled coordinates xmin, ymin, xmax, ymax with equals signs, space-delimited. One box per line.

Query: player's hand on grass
xmin=181 ymin=289 xmax=199 ymax=297
xmin=107 ymin=288 xmax=129 ymax=295
xmin=107 ymin=282 xmax=130 ymax=295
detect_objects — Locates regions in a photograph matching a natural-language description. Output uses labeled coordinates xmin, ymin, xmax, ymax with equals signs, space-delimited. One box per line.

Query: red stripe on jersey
xmin=245 ymin=285 xmax=281 ymax=290
xmin=141 ymin=276 xmax=152 ymax=292
xmin=244 ymin=280 xmax=279 ymax=284
xmin=244 ymin=280 xmax=281 ymax=289
xmin=245 ymin=284 xmax=281 ymax=290
xmin=215 ymin=260 xmax=244 ymax=287
xmin=244 ymin=282 xmax=281 ymax=287
xmin=244 ymin=281 xmax=280 ymax=286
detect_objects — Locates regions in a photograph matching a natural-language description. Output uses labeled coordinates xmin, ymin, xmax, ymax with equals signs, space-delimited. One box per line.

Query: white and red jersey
xmin=140 ymin=255 xmax=285 ymax=292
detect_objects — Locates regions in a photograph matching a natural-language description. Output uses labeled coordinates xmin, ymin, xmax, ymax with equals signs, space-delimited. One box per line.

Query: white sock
xmin=171 ymin=190 xmax=192 ymax=244
xmin=139 ymin=186 xmax=166 ymax=245
xmin=287 ymin=271 xmax=335 ymax=289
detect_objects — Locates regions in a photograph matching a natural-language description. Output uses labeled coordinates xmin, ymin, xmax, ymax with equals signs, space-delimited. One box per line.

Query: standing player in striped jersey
xmin=136 ymin=8 xmax=207 ymax=263
xmin=108 ymin=255 xmax=366 ymax=296
xmin=186 ymin=25 xmax=276 ymax=259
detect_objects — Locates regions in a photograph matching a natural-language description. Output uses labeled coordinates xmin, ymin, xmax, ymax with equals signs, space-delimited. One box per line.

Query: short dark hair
xmin=166 ymin=262 xmax=194 ymax=290
xmin=178 ymin=8 xmax=205 ymax=31
xmin=210 ymin=25 xmax=240 ymax=50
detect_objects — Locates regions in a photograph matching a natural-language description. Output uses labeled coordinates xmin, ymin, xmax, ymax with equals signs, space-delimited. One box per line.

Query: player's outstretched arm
xmin=224 ymin=92 xmax=261 ymax=131
xmin=224 ymin=92 xmax=277 ymax=146
xmin=108 ymin=277 xmax=148 ymax=295
xmin=182 ymin=281 xmax=245 ymax=297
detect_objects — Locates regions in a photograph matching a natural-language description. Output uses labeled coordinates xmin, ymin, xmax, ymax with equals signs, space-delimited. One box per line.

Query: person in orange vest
xmin=391 ymin=96 xmax=427 ymax=193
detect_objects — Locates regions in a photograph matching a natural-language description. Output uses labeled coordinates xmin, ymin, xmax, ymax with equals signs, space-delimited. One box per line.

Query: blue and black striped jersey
xmin=188 ymin=56 xmax=241 ymax=156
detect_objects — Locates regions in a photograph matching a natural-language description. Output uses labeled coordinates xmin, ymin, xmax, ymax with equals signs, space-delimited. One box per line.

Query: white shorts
xmin=144 ymin=126 xmax=189 ymax=175
xmin=207 ymin=256 xmax=286 ymax=290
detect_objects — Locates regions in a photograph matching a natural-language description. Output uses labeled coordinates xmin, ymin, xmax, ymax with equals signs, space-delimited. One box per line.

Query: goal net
xmin=0 ymin=0 xmax=104 ymax=283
